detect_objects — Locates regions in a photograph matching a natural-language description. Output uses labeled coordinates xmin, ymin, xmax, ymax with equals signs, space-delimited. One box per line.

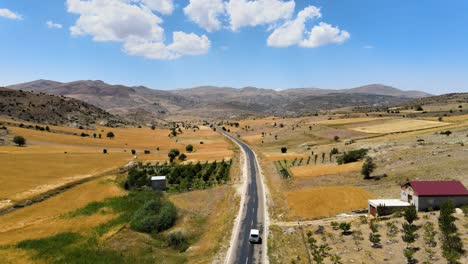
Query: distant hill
xmin=0 ymin=88 xmax=126 ymax=127
xmin=399 ymin=93 xmax=468 ymax=107
xmin=9 ymin=80 xmax=431 ymax=119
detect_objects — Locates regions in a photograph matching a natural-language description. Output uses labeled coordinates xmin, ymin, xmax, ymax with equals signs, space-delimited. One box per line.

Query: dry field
xmin=284 ymin=186 xmax=373 ymax=219
xmin=290 ymin=161 xmax=363 ymax=178
xmin=269 ymin=210 xmax=468 ymax=264
xmin=311 ymin=117 xmax=385 ymax=125
xmin=0 ymin=119 xmax=233 ymax=210
xmin=0 ymin=175 xmax=124 ymax=246
xmin=350 ymin=119 xmax=450 ymax=134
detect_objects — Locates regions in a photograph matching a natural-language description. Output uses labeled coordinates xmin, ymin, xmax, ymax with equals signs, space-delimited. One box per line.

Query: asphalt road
xmin=221 ymin=129 xmax=267 ymax=264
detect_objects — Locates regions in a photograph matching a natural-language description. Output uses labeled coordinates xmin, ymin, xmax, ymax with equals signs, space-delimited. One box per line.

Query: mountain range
xmin=7 ymin=80 xmax=432 ymax=120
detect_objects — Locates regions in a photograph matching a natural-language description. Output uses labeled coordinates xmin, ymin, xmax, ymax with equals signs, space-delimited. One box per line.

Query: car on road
xmin=249 ymin=229 xmax=261 ymax=244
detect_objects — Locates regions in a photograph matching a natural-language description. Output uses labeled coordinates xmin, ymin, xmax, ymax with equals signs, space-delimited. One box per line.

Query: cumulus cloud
xmin=267 ymin=5 xmax=349 ymax=48
xmin=0 ymin=8 xmax=22 ymax=20
xmin=67 ymin=0 xmax=209 ymax=60
xmin=226 ymin=0 xmax=295 ymax=31
xmin=300 ymin=22 xmax=350 ymax=48
xmin=46 ymin=20 xmax=63 ymax=29
xmin=184 ymin=0 xmax=225 ymax=32
xmin=124 ymin=31 xmax=210 ymax=59
xmin=136 ymin=0 xmax=174 ymax=15
xmin=267 ymin=6 xmax=320 ymax=47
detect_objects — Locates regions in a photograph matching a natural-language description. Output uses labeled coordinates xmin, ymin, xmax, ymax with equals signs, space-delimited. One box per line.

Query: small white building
xmin=151 ymin=176 xmax=166 ymax=191
xmin=368 ymin=199 xmax=410 ymax=217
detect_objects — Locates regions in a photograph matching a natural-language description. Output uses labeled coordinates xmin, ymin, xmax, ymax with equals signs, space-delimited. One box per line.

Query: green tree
xmin=106 ymin=131 xmax=115 ymax=139
xmin=178 ymin=153 xmax=187 ymax=161
xmin=339 ymin=222 xmax=351 ymax=235
xmin=281 ymin=147 xmax=287 ymax=153
xmin=13 ymin=135 xmax=26 ymax=146
xmin=185 ymin=144 xmax=193 ymax=152
xmin=404 ymin=205 xmax=419 ymax=224
xmin=403 ymin=248 xmax=416 ymax=264
xmin=168 ymin=148 xmax=180 ymax=162
xmin=401 ymin=223 xmax=418 ymax=248
xmin=369 ymin=232 xmax=381 ymax=248
xmin=361 ymin=157 xmax=376 ymax=179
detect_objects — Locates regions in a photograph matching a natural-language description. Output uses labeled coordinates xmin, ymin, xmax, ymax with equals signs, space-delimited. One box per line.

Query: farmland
xmin=0 ymin=117 xmax=238 ymax=263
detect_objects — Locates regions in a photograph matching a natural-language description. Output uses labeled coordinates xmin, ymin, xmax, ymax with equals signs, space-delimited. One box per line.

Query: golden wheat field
xmin=311 ymin=117 xmax=385 ymax=125
xmin=290 ymin=161 xmax=363 ymax=178
xmin=350 ymin=119 xmax=450 ymax=134
xmin=0 ymin=119 xmax=232 ymax=209
xmin=0 ymin=175 xmax=124 ymax=245
xmin=285 ymin=186 xmax=373 ymax=219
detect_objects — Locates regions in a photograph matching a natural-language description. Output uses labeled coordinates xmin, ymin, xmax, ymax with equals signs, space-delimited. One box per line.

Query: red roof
xmin=408 ymin=181 xmax=468 ymax=196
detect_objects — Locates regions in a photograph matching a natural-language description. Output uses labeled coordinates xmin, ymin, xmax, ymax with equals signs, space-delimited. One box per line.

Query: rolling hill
xmin=0 ymin=88 xmax=126 ymax=127
xmin=8 ymin=80 xmax=431 ymax=119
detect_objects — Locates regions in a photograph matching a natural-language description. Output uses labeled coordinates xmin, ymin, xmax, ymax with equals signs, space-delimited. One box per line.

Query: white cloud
xmin=184 ymin=0 xmax=225 ymax=32
xmin=267 ymin=5 xmax=349 ymax=48
xmin=225 ymin=0 xmax=295 ymax=31
xmin=267 ymin=6 xmax=320 ymax=47
xmin=0 ymin=8 xmax=22 ymax=20
xmin=124 ymin=31 xmax=210 ymax=59
xmin=46 ymin=20 xmax=63 ymax=29
xmin=136 ymin=0 xmax=174 ymax=15
xmin=364 ymin=45 xmax=374 ymax=49
xmin=300 ymin=22 xmax=350 ymax=48
xmin=67 ymin=0 xmax=209 ymax=60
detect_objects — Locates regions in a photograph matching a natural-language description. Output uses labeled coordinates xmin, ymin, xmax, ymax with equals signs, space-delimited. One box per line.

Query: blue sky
xmin=1 ymin=0 xmax=468 ymax=94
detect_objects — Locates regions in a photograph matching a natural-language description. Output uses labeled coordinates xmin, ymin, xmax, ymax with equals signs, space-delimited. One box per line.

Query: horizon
xmin=1 ymin=1 xmax=468 ymax=94
xmin=6 ymin=78 xmax=439 ymax=95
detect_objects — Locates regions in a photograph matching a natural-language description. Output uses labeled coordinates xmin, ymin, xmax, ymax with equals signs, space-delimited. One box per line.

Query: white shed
xmin=151 ymin=176 xmax=166 ymax=191
xmin=368 ymin=199 xmax=410 ymax=217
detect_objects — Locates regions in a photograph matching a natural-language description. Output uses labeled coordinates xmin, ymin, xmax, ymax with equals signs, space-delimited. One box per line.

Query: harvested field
xmin=351 ymin=119 xmax=450 ymax=134
xmin=311 ymin=117 xmax=385 ymax=125
xmin=0 ymin=175 xmax=124 ymax=245
xmin=285 ymin=186 xmax=372 ymax=219
xmin=290 ymin=161 xmax=363 ymax=178
xmin=0 ymin=152 xmax=129 ymax=204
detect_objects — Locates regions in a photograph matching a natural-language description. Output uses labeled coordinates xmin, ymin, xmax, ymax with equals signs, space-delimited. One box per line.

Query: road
xmin=220 ymin=128 xmax=268 ymax=264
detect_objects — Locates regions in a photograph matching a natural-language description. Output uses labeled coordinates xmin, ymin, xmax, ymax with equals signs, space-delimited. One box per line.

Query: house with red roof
xmin=368 ymin=180 xmax=468 ymax=216
xmin=401 ymin=181 xmax=468 ymax=211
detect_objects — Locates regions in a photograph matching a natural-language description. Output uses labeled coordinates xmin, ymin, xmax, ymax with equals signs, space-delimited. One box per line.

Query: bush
xmin=361 ymin=157 xmax=376 ymax=179
xmin=333 ymin=136 xmax=340 ymax=142
xmin=103 ymin=149 xmax=107 ymax=154
xmin=106 ymin=131 xmax=115 ymax=139
xmin=185 ymin=144 xmax=193 ymax=152
xmin=337 ymin=149 xmax=368 ymax=164
xmin=281 ymin=147 xmax=287 ymax=153
xmin=131 ymin=149 xmax=136 ymax=155
xmin=179 ymin=153 xmax=187 ymax=161
xmin=144 ymin=150 xmax=150 ymax=154
xmin=130 ymin=199 xmax=176 ymax=233
xmin=166 ymin=232 xmax=189 ymax=252
xmin=13 ymin=135 xmax=26 ymax=146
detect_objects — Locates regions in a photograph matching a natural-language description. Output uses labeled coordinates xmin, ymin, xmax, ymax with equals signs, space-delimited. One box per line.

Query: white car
xmin=249 ymin=229 xmax=261 ymax=244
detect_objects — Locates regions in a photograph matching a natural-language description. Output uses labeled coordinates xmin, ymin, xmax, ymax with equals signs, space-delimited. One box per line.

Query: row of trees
xmin=124 ymin=160 xmax=232 ymax=192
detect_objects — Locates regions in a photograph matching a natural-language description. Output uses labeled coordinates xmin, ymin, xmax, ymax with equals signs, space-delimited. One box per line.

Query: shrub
xmin=333 ymin=136 xmax=340 ymax=142
xmin=185 ymin=144 xmax=193 ymax=152
xmin=103 ymin=149 xmax=107 ymax=154
xmin=339 ymin=222 xmax=351 ymax=235
xmin=130 ymin=200 xmax=176 ymax=233
xmin=13 ymin=135 xmax=26 ymax=146
xmin=281 ymin=147 xmax=287 ymax=153
xmin=106 ymin=131 xmax=115 ymax=139
xmin=361 ymin=157 xmax=376 ymax=179
xmin=144 ymin=150 xmax=150 ymax=154
xmin=337 ymin=149 xmax=368 ymax=164
xmin=179 ymin=153 xmax=187 ymax=161
xmin=166 ymin=232 xmax=189 ymax=252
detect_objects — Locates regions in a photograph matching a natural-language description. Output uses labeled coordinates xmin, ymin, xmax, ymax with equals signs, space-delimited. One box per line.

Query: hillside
xmin=9 ymin=80 xmax=430 ymax=119
xmin=399 ymin=92 xmax=468 ymax=107
xmin=0 ymin=88 xmax=125 ymax=127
